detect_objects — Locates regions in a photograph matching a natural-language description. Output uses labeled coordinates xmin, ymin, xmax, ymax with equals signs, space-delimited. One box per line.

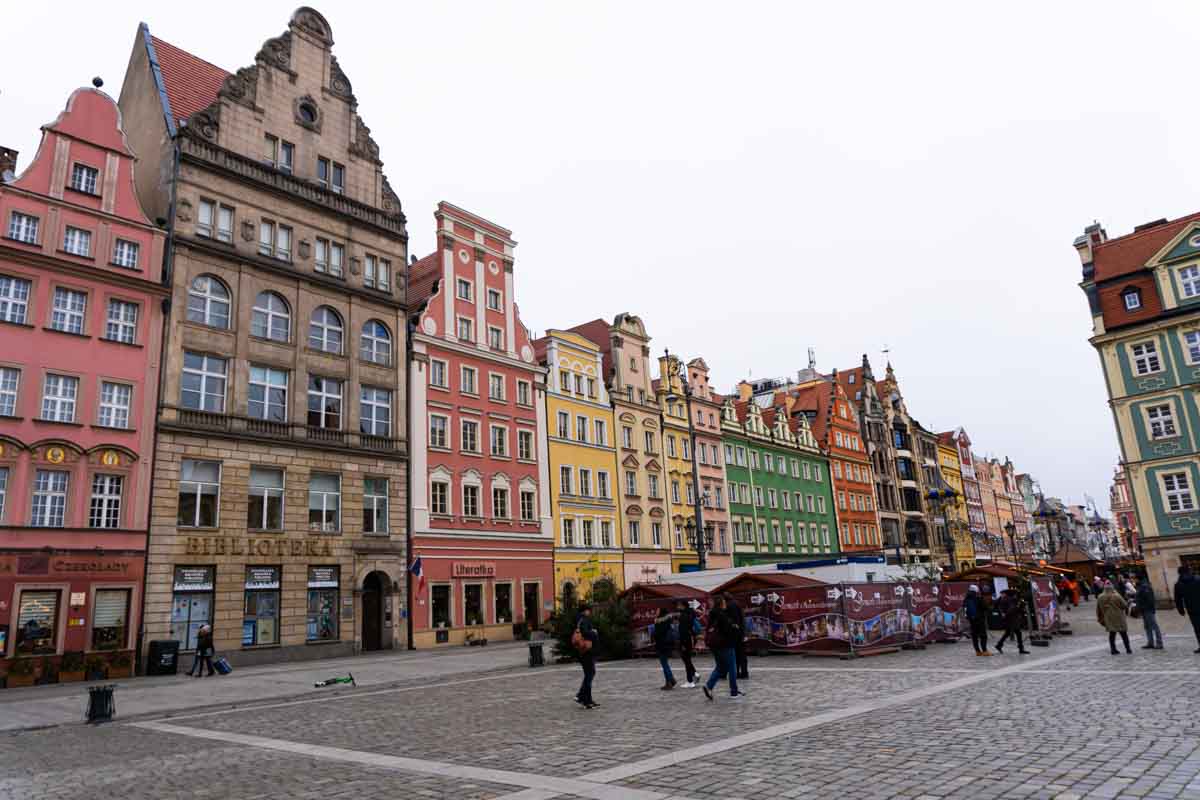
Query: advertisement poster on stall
xmin=936 ymin=582 xmax=970 ymax=640
xmin=764 ymin=586 xmax=849 ymax=655
xmin=908 ymin=582 xmax=941 ymax=642
xmin=629 ymin=595 xmax=709 ymax=655
xmin=1030 ymin=577 xmax=1059 ymax=631
xmin=843 ymin=582 xmax=906 ymax=651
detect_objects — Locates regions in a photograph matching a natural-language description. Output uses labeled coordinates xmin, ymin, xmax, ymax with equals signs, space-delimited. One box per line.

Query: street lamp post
xmin=1005 ymin=519 xmax=1041 ymax=642
xmin=926 ymin=485 xmax=958 ymax=573
xmin=664 ymin=349 xmax=707 ymax=571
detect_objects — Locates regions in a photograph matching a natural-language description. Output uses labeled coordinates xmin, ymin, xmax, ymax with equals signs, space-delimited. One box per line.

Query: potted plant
xmin=107 ymin=651 xmax=133 ymax=679
xmin=84 ymin=655 xmax=107 ymax=681
xmin=59 ymin=651 xmax=85 ymax=683
xmin=5 ymin=658 xmax=35 ymax=688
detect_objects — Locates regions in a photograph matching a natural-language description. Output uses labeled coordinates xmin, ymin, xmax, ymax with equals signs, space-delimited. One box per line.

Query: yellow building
xmin=536 ymin=330 xmax=623 ymax=602
xmin=936 ymin=436 xmax=975 ymax=571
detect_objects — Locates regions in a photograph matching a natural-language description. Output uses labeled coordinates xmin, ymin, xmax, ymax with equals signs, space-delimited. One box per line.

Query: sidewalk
xmin=0 ymin=640 xmax=539 ymax=732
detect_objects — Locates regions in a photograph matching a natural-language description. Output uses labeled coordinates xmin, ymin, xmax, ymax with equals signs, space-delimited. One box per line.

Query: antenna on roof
xmin=92 ymin=77 xmax=104 ymax=88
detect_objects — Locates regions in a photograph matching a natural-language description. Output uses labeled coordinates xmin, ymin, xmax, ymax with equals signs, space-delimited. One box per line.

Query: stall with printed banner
xmin=1030 ymin=576 xmax=1060 ymax=634
xmin=624 ymin=583 xmax=709 ymax=656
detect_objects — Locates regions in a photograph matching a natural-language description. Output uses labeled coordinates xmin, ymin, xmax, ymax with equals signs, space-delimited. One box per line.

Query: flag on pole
xmin=410 ymin=556 xmax=426 ymax=598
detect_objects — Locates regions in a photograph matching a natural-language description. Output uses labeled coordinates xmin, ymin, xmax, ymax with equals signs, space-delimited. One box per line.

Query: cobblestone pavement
xmin=2 ymin=606 xmax=1198 ymax=800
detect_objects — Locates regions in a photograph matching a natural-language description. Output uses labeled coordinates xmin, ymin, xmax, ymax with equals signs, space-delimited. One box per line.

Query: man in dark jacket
xmin=575 ymin=604 xmax=599 ymax=708
xmin=1136 ymin=575 xmax=1163 ymax=649
xmin=1174 ymin=567 xmax=1200 ymax=653
xmin=994 ymin=589 xmax=1029 ymax=655
xmin=702 ymin=595 xmax=743 ymax=701
xmin=726 ymin=597 xmax=749 ymax=679
xmin=652 ymin=608 xmax=677 ymax=690
xmin=676 ymin=600 xmax=698 ymax=687
xmin=964 ymin=585 xmax=991 ymax=656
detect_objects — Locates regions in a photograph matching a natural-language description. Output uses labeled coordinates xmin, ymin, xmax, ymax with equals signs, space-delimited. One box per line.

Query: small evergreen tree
xmin=548 ymin=588 xmax=632 ymax=661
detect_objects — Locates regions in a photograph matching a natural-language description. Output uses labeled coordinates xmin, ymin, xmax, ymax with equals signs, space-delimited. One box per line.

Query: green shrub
xmin=548 ymin=590 xmax=632 ymax=662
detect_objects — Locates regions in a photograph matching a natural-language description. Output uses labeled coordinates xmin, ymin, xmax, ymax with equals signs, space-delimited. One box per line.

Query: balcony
xmin=177 ymin=409 xmax=230 ymax=430
xmin=161 ymin=406 xmax=405 ymax=456
xmin=306 ymin=426 xmax=347 ymax=446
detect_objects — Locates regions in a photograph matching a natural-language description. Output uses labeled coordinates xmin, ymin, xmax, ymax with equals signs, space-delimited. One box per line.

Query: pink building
xmin=407 ymin=203 xmax=553 ymax=647
xmin=0 ymin=87 xmax=166 ymax=679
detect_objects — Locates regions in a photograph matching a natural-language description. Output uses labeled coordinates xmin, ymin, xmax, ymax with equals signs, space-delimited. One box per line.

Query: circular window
xmin=1189 ymin=233 xmax=1200 ymax=249
xmin=298 ymin=102 xmax=318 ymax=124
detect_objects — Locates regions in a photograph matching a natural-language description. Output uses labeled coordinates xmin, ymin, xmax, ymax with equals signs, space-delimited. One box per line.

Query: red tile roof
xmin=407 ymin=252 xmax=441 ymax=312
xmin=567 ymin=318 xmax=613 ymax=380
xmin=149 ymin=35 xmax=230 ymax=123
xmin=787 ymin=383 xmax=829 ymax=443
xmin=1093 ymin=212 xmax=1200 ymax=283
xmin=712 ymin=572 xmax=826 ymax=594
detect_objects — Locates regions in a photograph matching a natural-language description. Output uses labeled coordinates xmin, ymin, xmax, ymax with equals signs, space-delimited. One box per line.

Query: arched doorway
xmin=362 ymin=571 xmax=387 ymax=651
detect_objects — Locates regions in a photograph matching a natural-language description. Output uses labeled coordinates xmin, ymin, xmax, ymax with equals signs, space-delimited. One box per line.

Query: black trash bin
xmin=86 ymin=684 xmax=115 ymax=723
xmin=146 ymin=640 xmax=180 ymax=676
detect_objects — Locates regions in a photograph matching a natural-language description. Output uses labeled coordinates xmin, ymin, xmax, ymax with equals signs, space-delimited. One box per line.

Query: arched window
xmin=308 ymin=306 xmax=343 ymax=354
xmin=360 ymin=320 xmax=392 ymax=365
xmin=251 ymin=292 xmax=290 ymax=342
xmin=186 ymin=275 xmax=230 ymax=329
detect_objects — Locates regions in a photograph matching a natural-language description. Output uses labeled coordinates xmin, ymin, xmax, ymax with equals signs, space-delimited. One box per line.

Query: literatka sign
xmin=452 ymin=562 xmax=496 ymax=579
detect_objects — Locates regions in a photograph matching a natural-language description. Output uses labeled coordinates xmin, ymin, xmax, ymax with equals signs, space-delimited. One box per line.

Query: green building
xmin=721 ymin=397 xmax=839 ymax=565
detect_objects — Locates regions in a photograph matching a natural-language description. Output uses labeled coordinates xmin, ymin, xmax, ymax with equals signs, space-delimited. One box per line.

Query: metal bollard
xmin=528 ymin=641 xmax=545 ymax=667
xmin=86 ymin=684 xmax=116 ymax=724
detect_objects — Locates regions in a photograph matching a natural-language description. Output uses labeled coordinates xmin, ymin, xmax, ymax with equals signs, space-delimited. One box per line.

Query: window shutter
xmin=18 ymin=591 xmax=59 ymax=626
xmin=93 ymin=590 xmax=129 ymax=627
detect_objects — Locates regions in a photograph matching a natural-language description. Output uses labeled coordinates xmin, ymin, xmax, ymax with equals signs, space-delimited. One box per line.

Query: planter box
xmin=59 ymin=670 xmax=85 ymax=683
xmin=107 ymin=665 xmax=133 ymax=679
xmin=5 ymin=673 xmax=35 ymax=688
xmin=85 ymin=670 xmax=107 ymax=681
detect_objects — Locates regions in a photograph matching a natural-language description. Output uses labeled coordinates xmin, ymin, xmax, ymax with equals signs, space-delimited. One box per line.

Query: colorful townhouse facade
xmin=875 ymin=364 xmax=934 ymax=564
xmin=936 ymin=434 xmax=975 ymax=571
xmin=955 ymin=430 xmax=990 ymax=561
xmin=408 ymin=203 xmax=553 ymax=647
xmin=990 ymin=458 xmax=1015 ymax=553
xmin=120 ymin=11 xmax=411 ymax=665
xmin=0 ymin=87 xmax=167 ymax=672
xmin=723 ymin=396 xmax=838 ymax=565
xmin=536 ymin=328 xmax=622 ymax=600
xmin=1110 ymin=462 xmax=1139 ymax=557
xmin=570 ymin=315 xmax=672 ymax=587
xmin=1003 ymin=459 xmax=1031 ymax=553
xmin=1077 ymin=214 xmax=1200 ymax=596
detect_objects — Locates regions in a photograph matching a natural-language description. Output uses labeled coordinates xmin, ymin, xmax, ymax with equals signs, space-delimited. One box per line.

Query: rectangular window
xmin=216 ymin=204 xmax=234 ymax=242
xmin=520 ymin=489 xmax=536 ymax=521
xmin=15 ymin=590 xmax=60 ymax=656
xmin=814 ymin=465 xmax=823 ymax=482
xmin=629 ymin=520 xmax=640 ymax=546
xmin=364 ymin=255 xmax=391 ymax=291
xmin=579 ymin=469 xmax=592 ymax=497
xmin=768 ymin=488 xmax=778 ymax=508
xmin=682 ymin=439 xmax=690 ymax=460
xmin=430 ymin=359 xmax=448 ymax=388
xmin=598 ymin=471 xmax=609 ymax=499
xmin=0 ymin=369 xmax=13 ymax=417
xmin=758 ymin=522 xmax=767 ymax=544
xmin=557 ymin=411 xmax=570 ymax=439
xmin=63 ymin=226 xmax=92 ymax=257
xmin=686 ymin=483 xmax=695 ymax=504
xmin=648 ymin=474 xmax=660 ymax=498
xmin=364 ymin=477 xmax=389 ymax=533
xmin=259 ymin=221 xmax=292 ymax=261
xmin=490 ymin=425 xmax=508 ymax=457
xmin=431 ymin=481 xmax=449 ymax=515
xmin=460 ymin=366 xmax=478 ymax=395
xmin=1186 ymin=332 xmax=1200 ymax=365
xmin=817 ymin=496 xmax=826 ymax=514
xmin=750 ymin=450 xmax=759 ymax=469
xmin=601 ymin=520 xmax=613 ymax=548
xmin=307 ymin=566 xmax=339 ymax=642
xmin=672 ymin=480 xmax=680 ymax=504
xmin=89 ymin=474 xmax=123 ymax=528
xmin=41 ymin=373 xmax=78 ymax=421
xmin=244 ymin=566 xmax=281 ymax=647
xmin=98 ymin=381 xmax=132 ymax=428
xmin=91 ymin=588 xmax=131 ymax=651
xmin=560 ymin=371 xmax=571 ymax=392
xmin=754 ymin=486 xmax=764 ymax=506
xmin=430 ymin=414 xmax=449 ymax=448
xmin=492 ymin=486 xmax=509 ymax=519
xmin=461 ymin=419 xmax=479 ymax=452
xmin=178 ymin=460 xmax=220 ymax=527
xmin=308 ymin=473 xmax=341 ymax=532
xmin=197 ymin=200 xmax=214 ymax=239
xmin=595 ymin=419 xmax=607 ymax=446
xmin=0 ymin=275 xmax=31 ymax=324
xmin=652 ymin=522 xmax=663 ymax=547
xmin=360 ymin=386 xmax=392 ymax=437
xmin=1182 ymin=265 xmax=1200 ymax=298
xmin=582 ymin=519 xmax=594 ymax=547
xmin=105 ymin=298 xmax=138 ymax=343
xmin=51 ymin=287 xmax=87 ymax=334
xmin=667 ymin=436 xmax=677 ymax=458
xmin=488 ymin=326 xmax=504 ymax=349
xmin=248 ymin=365 xmax=288 ymax=422
xmin=170 ymin=566 xmax=214 ymax=651
xmin=644 ymin=431 xmax=656 ymax=453
xmin=306 ymin=376 xmax=343 ymax=429
xmin=574 ymin=375 xmax=585 ymax=396
xmin=495 ymin=583 xmax=513 ymax=624
xmin=625 ymin=470 xmax=638 ymax=496
xmin=698 ymin=445 xmax=707 ymax=465
xmin=576 ymin=416 xmax=588 ymax=443
xmin=8 ymin=211 xmax=39 ymax=244
xmin=763 ymin=453 xmax=773 ymax=471
xmin=782 ymin=492 xmax=792 ymax=510
xmin=70 ymin=163 xmax=99 ymax=194
xmin=562 ymin=517 xmax=575 ymax=546
xmin=1131 ymin=342 xmax=1162 ymax=375
xmin=1147 ymin=404 xmax=1178 ymax=439
xmin=317 ymin=157 xmax=345 ymax=194
xmin=456 ymin=278 xmax=473 ymax=302
xmin=484 ymin=287 xmax=503 ymax=311
xmin=518 ymin=429 xmax=533 ymax=460
xmin=561 ymin=465 xmax=573 ymax=495
xmin=1124 ymin=291 xmax=1142 ymax=311
xmin=489 ymin=373 xmax=505 ymax=401
xmin=248 ymin=467 xmax=284 ymax=531
xmin=432 ymin=584 xmax=452 ymax=628
xmin=112 ymin=239 xmax=140 ymax=269
xmin=1163 ymin=472 xmax=1196 ymax=512
xmin=517 ymin=380 xmax=531 ymax=406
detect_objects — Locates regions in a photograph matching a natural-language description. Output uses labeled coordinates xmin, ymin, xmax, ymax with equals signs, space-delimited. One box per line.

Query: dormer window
xmin=1123 ymin=289 xmax=1142 ymax=311
xmin=70 ymin=164 xmax=99 ymax=195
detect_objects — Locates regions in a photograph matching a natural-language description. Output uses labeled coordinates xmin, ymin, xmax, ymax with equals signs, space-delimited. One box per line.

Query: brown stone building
xmin=118 ymin=9 xmax=409 ymax=665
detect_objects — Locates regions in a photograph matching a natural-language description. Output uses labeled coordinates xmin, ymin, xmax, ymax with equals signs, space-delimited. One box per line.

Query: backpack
xmin=571 ymin=626 xmax=592 ymax=653
xmin=692 ymin=616 xmax=702 ymax=636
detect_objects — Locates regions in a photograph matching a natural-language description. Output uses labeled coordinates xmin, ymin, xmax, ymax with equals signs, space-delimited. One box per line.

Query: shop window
xmin=495 ymin=583 xmax=513 ymax=625
xmin=91 ymin=588 xmax=130 ymax=651
xmin=243 ymin=566 xmax=280 ymax=647
xmin=16 ymin=590 xmax=60 ymax=656
xmin=431 ymin=584 xmax=451 ymax=628
xmin=464 ymin=583 xmax=484 ymax=626
xmin=306 ymin=566 xmax=339 ymax=642
xmin=171 ymin=566 xmax=214 ymax=650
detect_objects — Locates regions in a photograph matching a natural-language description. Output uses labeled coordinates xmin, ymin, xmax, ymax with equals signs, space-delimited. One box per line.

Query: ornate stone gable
xmin=771 ymin=406 xmax=798 ymax=448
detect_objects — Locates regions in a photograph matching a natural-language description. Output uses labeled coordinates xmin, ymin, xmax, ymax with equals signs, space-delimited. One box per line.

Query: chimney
xmin=0 ymin=148 xmax=17 ymax=181
xmin=1074 ymin=221 xmax=1107 ymax=278
xmin=737 ymin=380 xmax=753 ymax=402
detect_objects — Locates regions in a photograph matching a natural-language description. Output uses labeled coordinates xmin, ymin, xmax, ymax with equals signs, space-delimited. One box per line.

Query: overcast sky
xmin=9 ymin=1 xmax=1198 ymax=514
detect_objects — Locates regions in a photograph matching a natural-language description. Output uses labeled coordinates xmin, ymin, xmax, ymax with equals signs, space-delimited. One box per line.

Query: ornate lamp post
xmin=926 ymin=483 xmax=959 ymax=573
xmin=1032 ymin=498 xmax=1060 ymax=563
xmin=1088 ymin=512 xmax=1110 ymax=565
xmin=664 ymin=349 xmax=707 ymax=571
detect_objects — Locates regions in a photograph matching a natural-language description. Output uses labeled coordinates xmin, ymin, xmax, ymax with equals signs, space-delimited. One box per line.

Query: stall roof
xmin=711 ymin=572 xmax=826 ymax=595
xmin=1048 ymin=542 xmax=1102 ymax=566
xmin=946 ymin=563 xmax=1045 ymax=581
xmin=621 ymin=582 xmax=708 ymax=602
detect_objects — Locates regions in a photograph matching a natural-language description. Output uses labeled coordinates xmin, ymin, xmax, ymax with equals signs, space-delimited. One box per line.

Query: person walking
xmin=1174 ymin=566 xmax=1200 ymax=653
xmin=1080 ymin=578 xmax=1091 ymax=603
xmin=1098 ymin=581 xmax=1132 ymax=654
xmin=701 ymin=595 xmax=743 ymax=701
xmin=964 ymin=585 xmax=991 ymax=656
xmin=652 ymin=607 xmax=678 ymax=690
xmin=1093 ymin=575 xmax=1105 ymax=599
xmin=727 ymin=596 xmax=749 ymax=680
xmin=574 ymin=604 xmax=599 ymax=709
xmin=188 ymin=624 xmax=215 ymax=677
xmin=676 ymin=599 xmax=699 ymax=687
xmin=994 ymin=588 xmax=1030 ymax=655
xmin=1135 ymin=575 xmax=1164 ymax=650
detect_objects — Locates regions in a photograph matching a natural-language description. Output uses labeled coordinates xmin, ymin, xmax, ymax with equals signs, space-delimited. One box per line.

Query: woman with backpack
xmin=701 ymin=594 xmax=744 ymax=701
xmin=652 ymin=607 xmax=678 ymax=690
xmin=573 ymin=603 xmax=599 ymax=709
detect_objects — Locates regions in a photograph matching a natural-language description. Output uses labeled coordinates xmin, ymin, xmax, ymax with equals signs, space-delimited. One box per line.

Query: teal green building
xmin=721 ymin=398 xmax=839 ymax=565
